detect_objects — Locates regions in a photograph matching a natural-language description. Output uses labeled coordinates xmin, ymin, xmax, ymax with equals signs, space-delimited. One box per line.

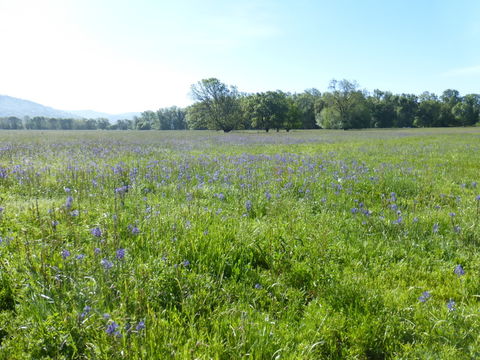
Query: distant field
xmin=0 ymin=128 xmax=479 ymax=359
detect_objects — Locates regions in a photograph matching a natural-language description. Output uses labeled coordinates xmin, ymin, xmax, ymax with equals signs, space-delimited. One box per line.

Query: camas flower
xmin=454 ymin=264 xmax=465 ymax=276
xmin=136 ymin=321 xmax=146 ymax=331
xmin=65 ymin=196 xmax=73 ymax=209
xmin=418 ymin=291 xmax=431 ymax=303
xmin=90 ymin=227 xmax=102 ymax=237
xmin=106 ymin=321 xmax=120 ymax=336
xmin=101 ymin=259 xmax=114 ymax=269
xmin=116 ymin=248 xmax=125 ymax=260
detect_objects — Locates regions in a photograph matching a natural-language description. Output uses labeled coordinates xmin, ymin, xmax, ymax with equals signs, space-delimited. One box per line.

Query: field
xmin=0 ymin=128 xmax=479 ymax=359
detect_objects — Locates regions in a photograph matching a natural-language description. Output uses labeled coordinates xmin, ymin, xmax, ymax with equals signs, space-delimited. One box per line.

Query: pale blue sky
xmin=0 ymin=0 xmax=479 ymax=113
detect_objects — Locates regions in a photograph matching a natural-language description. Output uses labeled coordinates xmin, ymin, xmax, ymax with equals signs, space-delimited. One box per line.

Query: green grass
xmin=0 ymin=128 xmax=480 ymax=359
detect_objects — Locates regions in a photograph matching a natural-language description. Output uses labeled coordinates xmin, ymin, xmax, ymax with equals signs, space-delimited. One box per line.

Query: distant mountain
xmin=0 ymin=95 xmax=81 ymax=119
xmin=0 ymin=95 xmax=139 ymax=121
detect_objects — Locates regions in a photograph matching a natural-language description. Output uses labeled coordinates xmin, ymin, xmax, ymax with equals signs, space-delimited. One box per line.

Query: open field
xmin=0 ymin=128 xmax=480 ymax=359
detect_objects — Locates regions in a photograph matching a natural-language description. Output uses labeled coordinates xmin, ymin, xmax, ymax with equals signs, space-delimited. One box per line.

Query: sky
xmin=0 ymin=0 xmax=479 ymax=114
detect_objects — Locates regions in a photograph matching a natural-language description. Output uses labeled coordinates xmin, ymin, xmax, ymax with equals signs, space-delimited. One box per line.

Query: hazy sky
xmin=1 ymin=0 xmax=479 ymax=113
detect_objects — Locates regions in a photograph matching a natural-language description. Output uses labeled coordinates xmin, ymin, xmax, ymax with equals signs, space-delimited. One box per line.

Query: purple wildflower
xmin=106 ymin=321 xmax=119 ymax=335
xmin=115 ymin=185 xmax=129 ymax=195
xmin=101 ymin=259 xmax=114 ymax=269
xmin=131 ymin=226 xmax=140 ymax=235
xmin=254 ymin=283 xmax=262 ymax=290
xmin=80 ymin=305 xmax=91 ymax=319
xmin=390 ymin=192 xmax=397 ymax=202
xmin=454 ymin=265 xmax=465 ymax=276
xmin=447 ymin=299 xmax=456 ymax=312
xmin=265 ymin=191 xmax=271 ymax=201
xmin=116 ymin=248 xmax=125 ymax=260
xmin=90 ymin=227 xmax=102 ymax=237
xmin=76 ymin=254 xmax=85 ymax=260
xmin=65 ymin=196 xmax=73 ymax=209
xmin=136 ymin=321 xmax=146 ymax=331
xmin=245 ymin=200 xmax=252 ymax=212
xmin=392 ymin=216 xmax=403 ymax=225
xmin=418 ymin=291 xmax=431 ymax=303
xmin=61 ymin=249 xmax=71 ymax=259
xmin=433 ymin=223 xmax=439 ymax=233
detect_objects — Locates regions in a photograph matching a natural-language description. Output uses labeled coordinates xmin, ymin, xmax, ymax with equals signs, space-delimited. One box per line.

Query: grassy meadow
xmin=0 ymin=128 xmax=480 ymax=359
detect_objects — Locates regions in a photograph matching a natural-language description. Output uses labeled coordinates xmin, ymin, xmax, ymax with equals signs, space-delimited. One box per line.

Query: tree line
xmin=1 ymin=78 xmax=479 ymax=130
xmin=184 ymin=78 xmax=480 ymax=131
xmin=0 ymin=116 xmax=133 ymax=130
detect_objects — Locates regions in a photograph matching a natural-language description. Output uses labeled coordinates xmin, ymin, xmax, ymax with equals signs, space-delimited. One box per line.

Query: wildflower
xmin=454 ymin=265 xmax=465 ymax=276
xmin=245 ymin=200 xmax=252 ymax=212
xmin=390 ymin=192 xmax=397 ymax=202
xmin=76 ymin=254 xmax=85 ymax=260
xmin=254 ymin=283 xmax=262 ymax=290
xmin=265 ymin=191 xmax=271 ymax=201
xmin=131 ymin=226 xmax=140 ymax=235
xmin=116 ymin=248 xmax=125 ymax=260
xmin=418 ymin=291 xmax=431 ymax=303
xmin=476 ymin=195 xmax=480 ymax=201
xmin=351 ymin=208 xmax=359 ymax=214
xmin=136 ymin=321 xmax=146 ymax=331
xmin=61 ymin=249 xmax=71 ymax=259
xmin=413 ymin=217 xmax=419 ymax=223
xmin=80 ymin=305 xmax=91 ymax=319
xmin=94 ymin=247 xmax=101 ymax=255
xmin=106 ymin=321 xmax=120 ymax=335
xmin=454 ymin=225 xmax=461 ymax=233
xmin=115 ymin=185 xmax=129 ymax=195
xmin=90 ymin=227 xmax=102 ymax=237
xmin=433 ymin=223 xmax=439 ymax=233
xmin=449 ymin=212 xmax=456 ymax=217
xmin=103 ymin=313 xmax=111 ymax=319
xmin=64 ymin=187 xmax=71 ymax=193
xmin=182 ymin=260 xmax=190 ymax=267
xmin=101 ymin=259 xmax=114 ymax=269
xmin=70 ymin=210 xmax=79 ymax=217
xmin=392 ymin=216 xmax=403 ymax=225
xmin=65 ymin=196 xmax=73 ymax=209
xmin=447 ymin=299 xmax=456 ymax=312
xmin=51 ymin=220 xmax=59 ymax=229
